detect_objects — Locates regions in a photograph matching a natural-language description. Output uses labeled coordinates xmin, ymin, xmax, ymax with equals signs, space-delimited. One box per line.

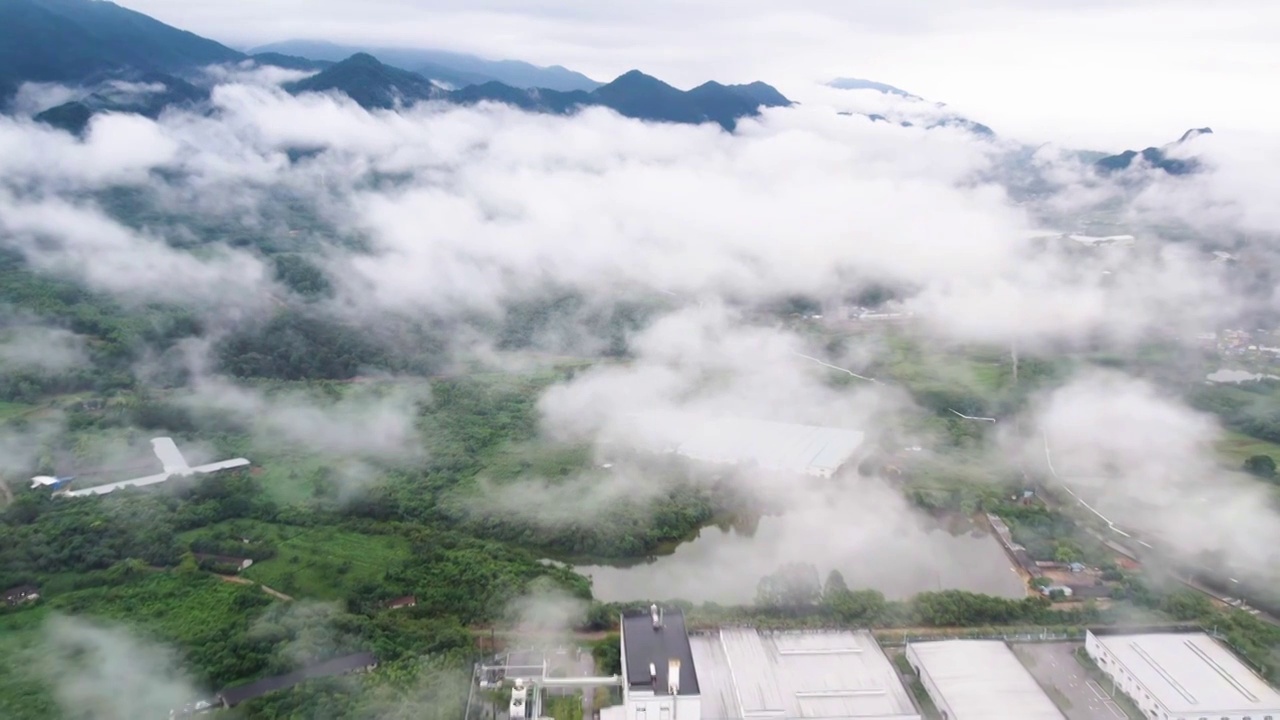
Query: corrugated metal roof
xmin=906 ymin=640 xmax=1064 ymax=720
xmin=1093 ymin=632 xmax=1280 ymax=713
xmin=689 ymin=629 xmax=919 ymax=719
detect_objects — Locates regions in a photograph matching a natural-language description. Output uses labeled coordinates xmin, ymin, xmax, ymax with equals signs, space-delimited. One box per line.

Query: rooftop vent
xmin=649 ymin=662 xmax=657 ymax=687
xmin=651 ymin=603 xmax=664 ymax=629
xmin=668 ymin=659 xmax=681 ymax=695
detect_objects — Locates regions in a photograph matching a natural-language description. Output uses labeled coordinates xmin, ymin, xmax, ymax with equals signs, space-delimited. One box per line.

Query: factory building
xmin=617 ymin=605 xmax=701 ymax=720
xmin=612 ymin=608 xmax=918 ymax=720
xmin=905 ymin=640 xmax=1064 ymax=720
xmin=691 ymin=627 xmax=920 ymax=720
xmin=1085 ymin=630 xmax=1280 ymax=720
xmin=625 ymin=413 xmax=866 ymax=478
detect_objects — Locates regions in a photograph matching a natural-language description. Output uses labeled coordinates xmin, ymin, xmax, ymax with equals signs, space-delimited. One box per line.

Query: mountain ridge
xmin=251 ymin=39 xmax=601 ymax=93
xmin=285 ymin=56 xmax=792 ymax=131
xmin=1096 ymin=127 xmax=1213 ymax=176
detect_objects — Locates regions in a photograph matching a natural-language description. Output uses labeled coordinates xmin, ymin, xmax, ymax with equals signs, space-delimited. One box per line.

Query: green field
xmin=1215 ymin=430 xmax=1280 ymax=468
xmin=189 ymin=521 xmax=412 ymax=600
xmin=0 ymin=400 xmax=33 ymax=421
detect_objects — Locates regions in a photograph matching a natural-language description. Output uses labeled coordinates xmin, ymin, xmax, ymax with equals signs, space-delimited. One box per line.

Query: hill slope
xmin=1096 ymin=128 xmax=1212 ymax=176
xmin=253 ymin=39 xmax=601 ymax=92
xmin=0 ymin=0 xmax=243 ymax=100
xmin=284 ymin=53 xmax=445 ymax=109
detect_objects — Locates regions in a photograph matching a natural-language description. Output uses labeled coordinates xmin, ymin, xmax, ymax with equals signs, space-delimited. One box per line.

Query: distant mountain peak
xmin=1095 ymin=129 xmax=1210 ymax=176
xmin=1178 ymin=127 xmax=1213 ymax=143
xmin=828 ymin=77 xmax=920 ymax=100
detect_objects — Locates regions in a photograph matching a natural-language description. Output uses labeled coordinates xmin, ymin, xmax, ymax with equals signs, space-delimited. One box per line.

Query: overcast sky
xmin=113 ymin=0 xmax=1280 ymax=148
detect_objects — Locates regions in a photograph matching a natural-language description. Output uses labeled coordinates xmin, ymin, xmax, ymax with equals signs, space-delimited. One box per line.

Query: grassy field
xmin=0 ymin=400 xmax=33 ymax=421
xmin=1215 ymin=430 xmax=1280 ymax=467
xmin=190 ymin=521 xmax=412 ymax=600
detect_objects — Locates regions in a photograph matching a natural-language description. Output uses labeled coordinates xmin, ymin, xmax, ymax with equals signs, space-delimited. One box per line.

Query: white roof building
xmin=904 ymin=640 xmax=1065 ymax=720
xmin=1086 ymin=630 xmax=1280 ymax=720
xmin=689 ymin=628 xmax=920 ymax=720
xmin=626 ymin=413 xmax=865 ymax=478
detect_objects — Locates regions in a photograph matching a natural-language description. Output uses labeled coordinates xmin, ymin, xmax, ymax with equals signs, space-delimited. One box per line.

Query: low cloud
xmin=0 ymin=324 xmax=88 ymax=372
xmin=1028 ymin=370 xmax=1280 ymax=576
xmin=32 ymin=616 xmax=204 ymax=720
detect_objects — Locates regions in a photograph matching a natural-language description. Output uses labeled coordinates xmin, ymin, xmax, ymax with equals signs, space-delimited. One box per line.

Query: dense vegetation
xmin=7 ymin=231 xmax=1280 ymax=718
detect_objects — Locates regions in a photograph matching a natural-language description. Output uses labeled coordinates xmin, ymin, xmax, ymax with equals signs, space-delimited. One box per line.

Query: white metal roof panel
xmin=1094 ymin=632 xmax=1280 ymax=713
xmin=906 ymin=640 xmax=1065 ymax=720
xmin=692 ymin=628 xmax=918 ymax=719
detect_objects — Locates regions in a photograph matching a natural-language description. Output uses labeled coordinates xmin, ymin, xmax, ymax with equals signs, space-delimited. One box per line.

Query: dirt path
xmin=215 ymin=574 xmax=294 ymax=601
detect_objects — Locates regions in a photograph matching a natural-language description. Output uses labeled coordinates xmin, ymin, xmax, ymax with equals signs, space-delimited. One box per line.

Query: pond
xmin=575 ymin=482 xmax=1027 ymax=604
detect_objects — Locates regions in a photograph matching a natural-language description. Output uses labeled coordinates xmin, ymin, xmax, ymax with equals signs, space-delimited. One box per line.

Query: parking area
xmin=1012 ymin=642 xmax=1130 ymax=720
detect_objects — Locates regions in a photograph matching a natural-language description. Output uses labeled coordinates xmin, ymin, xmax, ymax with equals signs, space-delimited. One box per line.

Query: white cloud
xmin=117 ymin=0 xmax=1280 ymax=146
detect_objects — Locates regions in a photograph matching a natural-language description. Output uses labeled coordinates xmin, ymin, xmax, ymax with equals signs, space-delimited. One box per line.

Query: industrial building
xmin=627 ymin=413 xmax=866 ymax=478
xmin=904 ymin=640 xmax=1064 ymax=720
xmin=1085 ymin=630 xmax=1280 ymax=720
xmin=688 ymin=627 xmax=919 ymax=720
xmin=480 ymin=607 xmax=917 ymax=720
xmin=617 ymin=605 xmax=701 ymax=720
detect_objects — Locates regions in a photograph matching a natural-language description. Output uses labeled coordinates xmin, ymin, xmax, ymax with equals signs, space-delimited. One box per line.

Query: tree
xmin=823 ymin=570 xmax=849 ymax=599
xmin=1244 ymin=454 xmax=1277 ymax=480
xmin=756 ymin=563 xmax=822 ymax=609
xmin=1053 ymin=541 xmax=1082 ymax=564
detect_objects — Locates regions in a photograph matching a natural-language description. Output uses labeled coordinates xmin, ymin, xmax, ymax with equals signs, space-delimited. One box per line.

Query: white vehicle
xmin=34 ymin=437 xmax=249 ymax=498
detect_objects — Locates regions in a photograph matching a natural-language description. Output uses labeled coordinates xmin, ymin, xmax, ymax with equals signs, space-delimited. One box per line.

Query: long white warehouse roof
xmin=1091 ymin=632 xmax=1280 ymax=714
xmin=626 ymin=412 xmax=865 ymax=475
xmin=690 ymin=628 xmax=920 ymax=720
xmin=906 ymin=640 xmax=1065 ymax=720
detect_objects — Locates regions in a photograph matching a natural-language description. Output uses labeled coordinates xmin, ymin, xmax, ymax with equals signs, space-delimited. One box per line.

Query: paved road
xmin=1013 ymin=642 xmax=1129 ymax=720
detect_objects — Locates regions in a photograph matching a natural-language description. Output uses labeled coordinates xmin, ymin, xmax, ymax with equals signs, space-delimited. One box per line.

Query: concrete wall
xmin=624 ymin=691 xmax=700 ymax=720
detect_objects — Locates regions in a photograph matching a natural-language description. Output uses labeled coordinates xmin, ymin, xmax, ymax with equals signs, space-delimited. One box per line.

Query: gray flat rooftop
xmin=906 ymin=640 xmax=1064 ymax=720
xmin=1093 ymin=632 xmax=1280 ymax=713
xmin=621 ymin=608 xmax=698 ymax=696
xmin=689 ymin=628 xmax=919 ymax=719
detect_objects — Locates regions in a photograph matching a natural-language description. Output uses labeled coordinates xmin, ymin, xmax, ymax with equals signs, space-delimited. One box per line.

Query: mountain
xmin=447 ymin=82 xmax=593 ymax=115
xmin=34 ymin=71 xmax=209 ymax=134
xmin=284 ymin=53 xmax=445 ymax=109
xmin=724 ymin=82 xmax=792 ymax=109
xmin=828 ymin=76 xmax=993 ymax=137
xmin=289 ymin=59 xmax=791 ymax=131
xmin=1095 ymin=128 xmax=1212 ymax=176
xmin=589 ymin=71 xmax=780 ymax=130
xmin=251 ymin=40 xmax=601 ymax=92
xmin=828 ymin=77 xmax=920 ymax=99
xmin=249 ymin=52 xmax=333 ymax=72
xmin=0 ymin=0 xmax=244 ymax=101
